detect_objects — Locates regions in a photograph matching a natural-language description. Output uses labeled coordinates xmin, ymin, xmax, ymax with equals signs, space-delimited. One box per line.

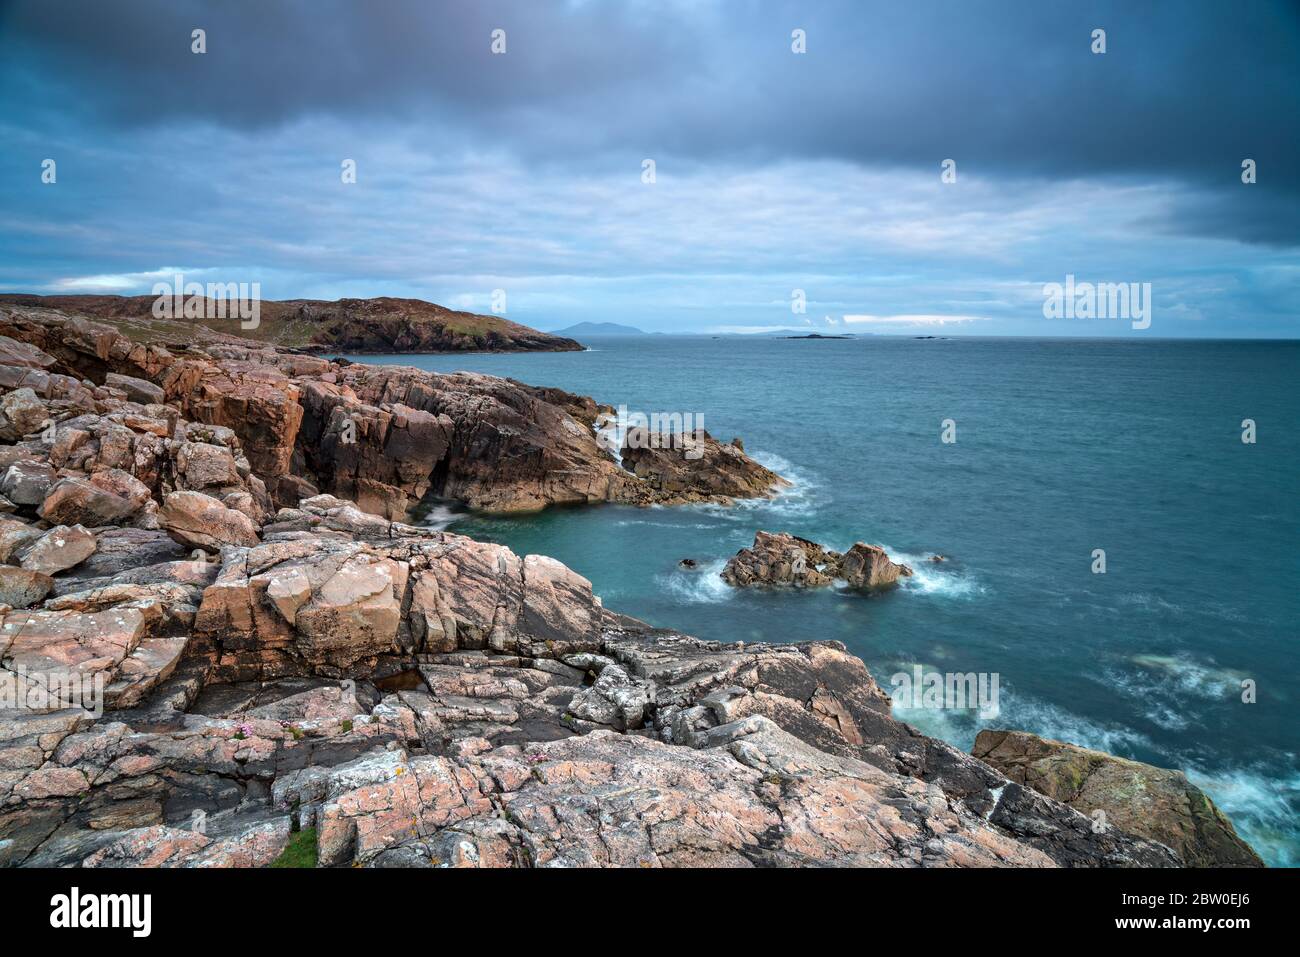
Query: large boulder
xmin=0 ymin=599 xmax=184 ymax=711
xmin=0 ymin=517 xmax=43 ymax=563
xmin=104 ymin=372 xmax=165 ymax=405
xmin=972 ymin=730 xmax=1264 ymax=868
xmin=517 ymin=554 xmax=601 ymax=655
xmin=0 ymin=335 xmax=57 ymax=370
xmin=567 ymin=662 xmax=652 ymax=730
xmin=0 ymin=460 xmax=55 ymax=507
xmin=0 ymin=388 xmax=49 ymax=441
xmin=38 ymin=469 xmax=152 ymax=527
xmin=69 ymin=528 xmax=188 ymax=579
xmin=175 ymin=441 xmax=241 ymax=491
xmin=0 ymin=565 xmax=54 ymax=607
xmin=838 ymin=542 xmax=913 ymax=589
xmin=195 ymin=538 xmax=406 ymax=676
xmin=16 ymin=524 xmax=97 ymax=575
xmin=291 ymin=552 xmax=409 ymax=669
xmin=159 ymin=490 xmax=259 ymax=551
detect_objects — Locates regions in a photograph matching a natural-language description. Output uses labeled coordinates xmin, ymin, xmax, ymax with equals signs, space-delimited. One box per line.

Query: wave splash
xmin=657 ymin=558 xmax=735 ymax=604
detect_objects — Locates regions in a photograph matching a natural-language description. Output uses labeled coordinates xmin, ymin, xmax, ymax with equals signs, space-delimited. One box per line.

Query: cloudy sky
xmin=1 ymin=0 xmax=1297 ymax=336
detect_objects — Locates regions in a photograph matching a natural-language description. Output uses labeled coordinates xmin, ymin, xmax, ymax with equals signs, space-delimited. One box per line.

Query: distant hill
xmin=549 ymin=321 xmax=648 ymax=336
xmin=0 ymin=294 xmax=583 ymax=354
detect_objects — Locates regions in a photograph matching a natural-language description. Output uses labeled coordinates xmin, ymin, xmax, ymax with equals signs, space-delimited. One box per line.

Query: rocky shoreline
xmin=0 ymin=305 xmax=1261 ymax=868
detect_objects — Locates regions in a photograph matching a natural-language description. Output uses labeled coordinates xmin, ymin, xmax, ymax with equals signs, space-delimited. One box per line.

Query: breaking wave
xmin=417 ymin=504 xmax=462 ymax=532
xmin=1186 ymin=765 xmax=1300 ymax=867
xmin=657 ymin=558 xmax=734 ymax=604
xmin=886 ymin=548 xmax=986 ymax=600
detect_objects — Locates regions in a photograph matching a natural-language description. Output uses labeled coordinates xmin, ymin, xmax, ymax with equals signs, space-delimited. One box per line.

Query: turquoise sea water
xmin=346 ymin=336 xmax=1299 ymax=865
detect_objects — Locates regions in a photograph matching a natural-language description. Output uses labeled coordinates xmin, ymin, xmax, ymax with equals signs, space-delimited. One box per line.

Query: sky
xmin=0 ymin=0 xmax=1297 ymax=337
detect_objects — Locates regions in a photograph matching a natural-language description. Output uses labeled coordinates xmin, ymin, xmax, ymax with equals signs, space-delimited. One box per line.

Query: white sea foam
xmin=993 ymin=693 xmax=1152 ymax=756
xmin=657 ymin=558 xmax=735 ymax=604
xmin=418 ymin=505 xmax=462 ymax=532
xmin=897 ymin=685 xmax=1151 ymax=755
xmin=890 ymin=700 xmax=978 ymax=744
xmin=887 ymin=657 xmax=991 ymax=744
xmin=884 ymin=548 xmax=985 ymax=600
xmin=592 ymin=416 xmax=622 ymax=464
xmin=1099 ymin=654 xmax=1249 ymax=733
xmin=1127 ymin=653 xmax=1248 ymax=696
xmin=1117 ymin=592 xmax=1186 ymax=616
xmin=612 ymin=519 xmax=718 ymax=530
xmin=894 ymin=687 xmax=1127 ymax=754
xmin=698 ymin=449 xmax=822 ymax=521
xmin=1186 ymin=765 xmax=1300 ymax=867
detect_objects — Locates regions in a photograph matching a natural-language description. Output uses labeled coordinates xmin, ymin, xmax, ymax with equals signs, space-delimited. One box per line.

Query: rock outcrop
xmin=618 ymin=429 xmax=789 ymax=506
xmin=972 ymin=730 xmax=1264 ymax=868
xmin=721 ymin=530 xmax=914 ymax=590
xmin=0 ymin=304 xmax=785 ymax=518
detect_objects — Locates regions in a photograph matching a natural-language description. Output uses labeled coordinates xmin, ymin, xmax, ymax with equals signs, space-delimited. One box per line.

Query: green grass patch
xmin=270 ymin=827 xmax=318 ymax=868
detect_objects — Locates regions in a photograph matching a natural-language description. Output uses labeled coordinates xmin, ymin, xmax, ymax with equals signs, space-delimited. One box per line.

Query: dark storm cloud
xmin=3 ymin=0 xmax=1297 ymax=228
xmin=0 ymin=0 xmax=1296 ymax=336
xmin=0 ymin=0 xmax=685 ymax=130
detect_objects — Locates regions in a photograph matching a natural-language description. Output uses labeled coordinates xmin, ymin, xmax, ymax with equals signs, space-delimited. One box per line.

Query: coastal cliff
xmin=0 ymin=307 xmax=1255 ymax=868
xmin=0 ymin=295 xmax=585 ymax=355
xmin=0 ymin=304 xmax=783 ymax=517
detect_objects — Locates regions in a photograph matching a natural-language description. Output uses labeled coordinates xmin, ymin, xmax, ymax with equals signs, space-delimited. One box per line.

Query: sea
xmin=344 ymin=335 xmax=1299 ymax=865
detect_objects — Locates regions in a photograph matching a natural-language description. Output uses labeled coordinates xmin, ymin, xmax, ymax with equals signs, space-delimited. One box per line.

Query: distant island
xmin=548 ymin=321 xmax=649 ymax=336
xmin=0 ymin=294 xmax=583 ymax=355
xmin=783 ymin=333 xmax=853 ymax=340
